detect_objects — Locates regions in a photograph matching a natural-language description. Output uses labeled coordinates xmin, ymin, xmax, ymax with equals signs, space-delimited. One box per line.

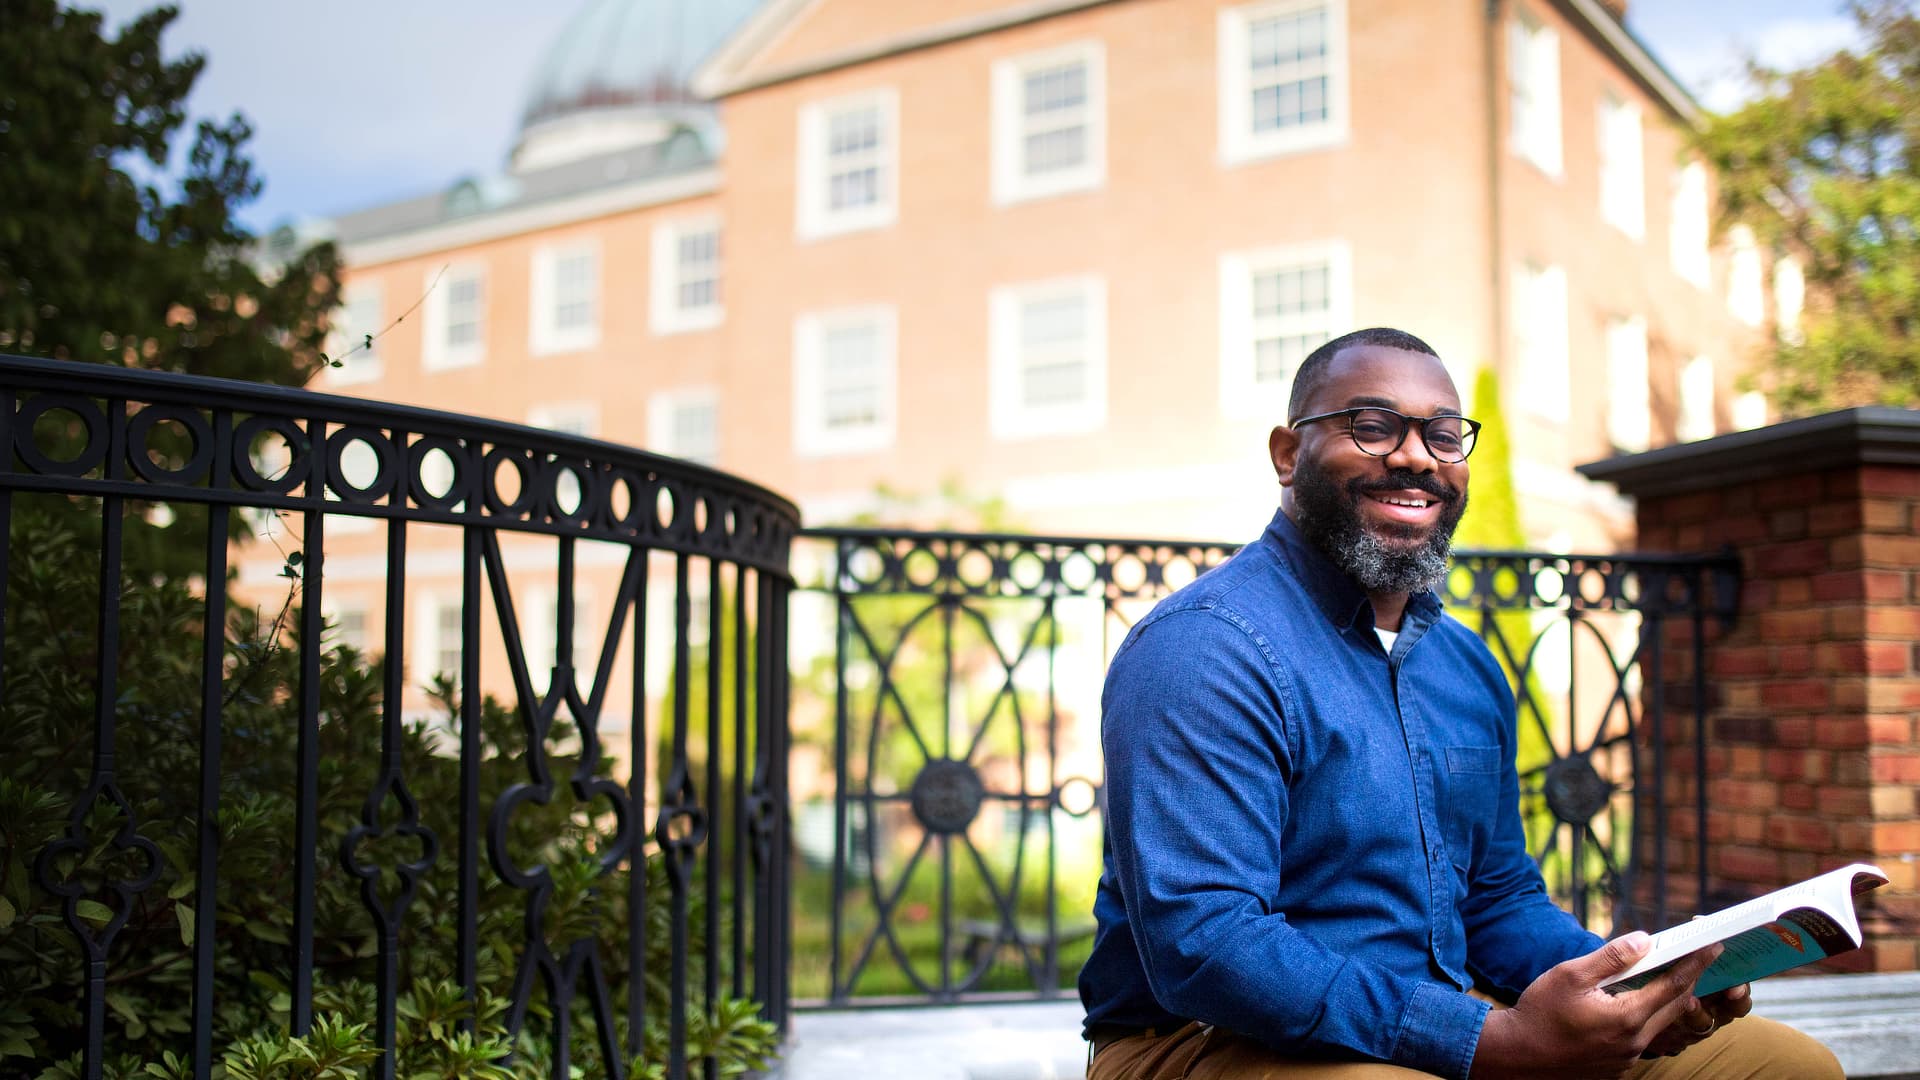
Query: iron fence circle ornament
xmin=15 ymin=394 xmax=109 ymax=477
xmin=405 ymin=435 xmax=468 ymax=510
xmin=1542 ymin=754 xmax=1614 ymax=826
xmin=325 ymin=426 xmax=397 ymax=501
xmin=124 ymin=404 xmax=214 ymax=485
xmin=908 ymin=758 xmax=986 ymax=835
xmin=232 ymin=414 xmax=311 ymax=493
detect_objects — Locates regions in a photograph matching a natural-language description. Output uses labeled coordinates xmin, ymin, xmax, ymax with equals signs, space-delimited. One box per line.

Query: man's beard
xmin=1290 ymin=455 xmax=1467 ymax=596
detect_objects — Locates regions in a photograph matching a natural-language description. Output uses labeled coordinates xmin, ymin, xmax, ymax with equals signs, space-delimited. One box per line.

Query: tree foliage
xmin=1699 ymin=0 xmax=1920 ymax=413
xmin=0 ymin=0 xmax=340 ymax=382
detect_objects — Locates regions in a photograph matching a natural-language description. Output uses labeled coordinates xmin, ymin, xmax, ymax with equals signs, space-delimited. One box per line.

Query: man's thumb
xmin=1581 ymin=931 xmax=1652 ymax=982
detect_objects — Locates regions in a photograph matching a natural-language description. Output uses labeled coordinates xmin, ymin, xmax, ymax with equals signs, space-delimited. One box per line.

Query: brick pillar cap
xmin=1578 ymin=407 xmax=1920 ymax=499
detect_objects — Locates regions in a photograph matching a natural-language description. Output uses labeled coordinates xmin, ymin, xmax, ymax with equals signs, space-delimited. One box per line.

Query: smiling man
xmin=1077 ymin=329 xmax=1840 ymax=1079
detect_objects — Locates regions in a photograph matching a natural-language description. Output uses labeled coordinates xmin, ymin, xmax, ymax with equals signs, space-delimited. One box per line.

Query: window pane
xmin=823 ymin=323 xmax=881 ymax=429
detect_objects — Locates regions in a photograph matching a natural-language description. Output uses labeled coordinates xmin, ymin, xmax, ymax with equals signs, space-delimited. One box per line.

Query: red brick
xmin=1884 ymin=861 xmax=1920 ymax=890
xmin=1814 ymin=643 xmax=1866 ymax=674
xmin=1740 ymin=580 xmax=1773 ymax=609
xmin=1767 ymin=815 xmax=1835 ymax=851
xmin=1820 ymin=786 xmax=1872 ymax=817
xmin=1808 ymin=502 xmax=1865 ymax=536
xmin=1715 ymin=845 xmax=1781 ymax=881
xmin=1812 ymin=571 xmax=1867 ymax=602
xmin=1861 ymin=535 xmax=1920 ymax=568
xmin=1662 ymin=491 xmax=1726 ymax=524
xmin=1638 ymin=525 xmax=1676 ymax=550
xmin=1872 ymin=786 xmax=1916 ymax=817
xmin=1867 ymin=680 xmax=1920 ymax=710
xmin=1779 ymin=782 xmax=1817 ymax=810
xmin=1729 ymin=747 xmax=1764 ymax=776
xmin=1867 ymin=609 xmax=1920 ymax=639
xmin=1773 ymin=716 xmax=1813 ymax=747
xmin=1774 ymin=644 xmax=1815 ymax=675
xmin=1859 ymin=466 xmax=1920 ymax=497
xmin=1711 ymin=646 xmax=1772 ymax=677
xmin=1753 ymin=539 xmax=1831 ymax=577
xmin=1768 ymin=509 xmax=1808 ymax=539
xmin=1767 ymin=748 xmax=1828 ymax=781
xmin=1836 ymin=821 xmax=1875 ymax=850
xmin=1674 ymin=525 xmax=1708 ymax=549
xmin=1711 ymin=778 xmax=1778 ymax=808
xmin=1871 ymin=753 xmax=1920 ymax=783
xmin=1726 ymin=486 xmax=1757 ymax=512
xmin=1865 ymin=570 xmax=1910 ymax=602
xmin=1868 ymin=939 xmax=1919 ymax=971
xmin=1775 ymin=579 xmax=1814 ymax=605
xmin=1814 ymin=717 xmax=1869 ymax=749
xmin=1732 ymin=814 xmax=1767 ymax=843
xmin=1869 ymin=715 xmax=1913 ymax=745
xmin=1762 ymin=681 xmax=1828 ymax=709
xmin=1869 ymin=641 xmax=1912 ymax=675
xmin=1864 ymin=497 xmax=1911 ymax=532
xmin=1833 ymin=678 xmax=1871 ymax=709
xmin=1759 ymin=610 xmax=1824 ymax=642
xmin=1783 ymin=851 xmax=1821 ymax=881
xmin=1703 ymin=516 xmax=1772 ymax=546
xmin=1873 ymin=821 xmax=1920 ymax=852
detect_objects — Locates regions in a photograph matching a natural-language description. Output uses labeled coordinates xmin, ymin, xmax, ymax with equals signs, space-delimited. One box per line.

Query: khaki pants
xmin=1086 ymin=1016 xmax=1843 ymax=1080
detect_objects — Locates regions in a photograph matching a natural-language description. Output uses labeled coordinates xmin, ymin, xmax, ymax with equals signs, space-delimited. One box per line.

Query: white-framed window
xmin=1605 ymin=315 xmax=1650 ymax=453
xmin=423 ymin=263 xmax=487 ymax=371
xmin=1598 ymin=91 xmax=1644 ymax=238
xmin=1727 ymin=225 xmax=1764 ymax=326
xmin=988 ymin=276 xmax=1107 ymax=439
xmin=991 ymin=41 xmax=1106 ymax=204
xmin=1774 ymin=255 xmax=1805 ymax=344
xmin=529 ymin=241 xmax=600 ymax=355
xmin=1219 ymin=241 xmax=1351 ymax=419
xmin=1678 ymin=355 xmax=1716 ymax=442
xmin=1671 ymin=161 xmax=1711 ymax=288
xmin=325 ymin=599 xmax=371 ymax=656
xmin=1509 ymin=5 xmax=1563 ymax=177
xmin=650 ymin=216 xmax=723 ymax=334
xmin=328 ymin=283 xmax=384 ymax=385
xmin=1733 ymin=390 xmax=1770 ymax=431
xmin=793 ymin=306 xmax=897 ymax=457
xmin=528 ymin=403 xmax=598 ymax=438
xmin=648 ymin=388 xmax=720 ymax=465
xmin=1511 ymin=262 xmax=1570 ymax=423
xmin=521 ymin=585 xmax=596 ymax=696
xmin=412 ymin=594 xmax=465 ymax=685
xmin=1218 ymin=0 xmax=1349 ymax=165
xmin=796 ymin=89 xmax=899 ymax=239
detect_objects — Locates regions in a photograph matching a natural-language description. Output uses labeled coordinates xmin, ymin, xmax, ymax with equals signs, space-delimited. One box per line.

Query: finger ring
xmin=1686 ymin=1017 xmax=1716 ymax=1036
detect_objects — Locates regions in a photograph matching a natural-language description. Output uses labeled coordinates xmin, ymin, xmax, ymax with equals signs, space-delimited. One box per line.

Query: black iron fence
xmin=794 ymin=527 xmax=1740 ymax=1006
xmin=0 ymin=355 xmax=796 ymax=1080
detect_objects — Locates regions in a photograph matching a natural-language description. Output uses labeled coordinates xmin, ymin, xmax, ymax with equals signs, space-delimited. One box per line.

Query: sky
xmin=83 ymin=0 xmax=1866 ymax=232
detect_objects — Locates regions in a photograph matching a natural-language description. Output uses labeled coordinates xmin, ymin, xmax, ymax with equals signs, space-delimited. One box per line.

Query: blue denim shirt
xmin=1079 ymin=510 xmax=1601 ymax=1079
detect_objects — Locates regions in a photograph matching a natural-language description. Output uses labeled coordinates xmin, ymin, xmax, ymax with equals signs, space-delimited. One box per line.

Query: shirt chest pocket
xmin=1440 ymin=745 xmax=1503 ymax=872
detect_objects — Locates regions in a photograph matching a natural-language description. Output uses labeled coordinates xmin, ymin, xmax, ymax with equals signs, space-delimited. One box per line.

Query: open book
xmin=1601 ymin=863 xmax=1888 ymax=997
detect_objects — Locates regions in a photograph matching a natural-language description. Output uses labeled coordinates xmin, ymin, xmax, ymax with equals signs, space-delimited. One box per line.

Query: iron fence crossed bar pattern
xmin=796 ymin=527 xmax=1740 ymax=1006
xmin=0 ymin=355 xmax=796 ymax=1080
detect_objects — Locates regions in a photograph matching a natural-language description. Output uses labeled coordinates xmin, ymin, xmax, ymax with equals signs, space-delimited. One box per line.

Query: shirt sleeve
xmin=1103 ymin=609 xmax=1490 ymax=1080
xmin=1457 ymin=649 xmax=1605 ymax=998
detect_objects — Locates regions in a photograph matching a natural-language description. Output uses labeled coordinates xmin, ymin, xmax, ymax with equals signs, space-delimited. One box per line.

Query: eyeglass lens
xmin=1349 ymin=409 xmax=1475 ymax=461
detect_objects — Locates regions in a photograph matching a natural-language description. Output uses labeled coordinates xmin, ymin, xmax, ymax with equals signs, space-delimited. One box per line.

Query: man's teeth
xmin=1373 ymin=495 xmax=1431 ymax=508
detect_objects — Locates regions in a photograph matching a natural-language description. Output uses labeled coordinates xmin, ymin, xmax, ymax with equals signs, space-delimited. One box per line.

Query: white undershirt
xmin=1375 ymin=627 xmax=1398 ymax=652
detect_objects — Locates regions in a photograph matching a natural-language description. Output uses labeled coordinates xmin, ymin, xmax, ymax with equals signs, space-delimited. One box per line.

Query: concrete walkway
xmin=771 ymin=973 xmax=1920 ymax=1079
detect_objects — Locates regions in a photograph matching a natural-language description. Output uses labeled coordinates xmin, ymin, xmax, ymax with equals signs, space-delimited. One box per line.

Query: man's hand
xmin=1641 ymin=982 xmax=1753 ymax=1059
xmin=1469 ymin=933 xmax=1724 ymax=1079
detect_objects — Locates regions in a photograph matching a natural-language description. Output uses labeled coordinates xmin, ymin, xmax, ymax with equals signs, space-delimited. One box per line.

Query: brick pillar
xmin=1581 ymin=408 xmax=1920 ymax=973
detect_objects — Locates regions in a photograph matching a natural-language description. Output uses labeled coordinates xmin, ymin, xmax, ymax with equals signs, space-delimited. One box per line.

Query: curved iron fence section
xmin=796 ymin=527 xmax=1737 ymax=1006
xmin=1 ymin=355 xmax=796 ymax=1080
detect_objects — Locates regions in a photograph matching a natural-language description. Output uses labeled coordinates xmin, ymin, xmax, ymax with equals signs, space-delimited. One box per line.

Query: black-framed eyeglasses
xmin=1289 ymin=407 xmax=1482 ymax=463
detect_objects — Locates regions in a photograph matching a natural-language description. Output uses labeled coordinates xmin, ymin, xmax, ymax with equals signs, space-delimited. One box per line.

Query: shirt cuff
xmin=1392 ymin=981 xmax=1490 ymax=1080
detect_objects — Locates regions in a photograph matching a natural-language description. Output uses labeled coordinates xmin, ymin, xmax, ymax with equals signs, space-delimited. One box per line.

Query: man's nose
xmin=1384 ymin=423 xmax=1439 ymax=473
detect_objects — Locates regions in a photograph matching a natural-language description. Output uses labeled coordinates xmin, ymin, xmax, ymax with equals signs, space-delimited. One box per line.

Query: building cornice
xmin=1577 ymin=408 xmax=1920 ymax=499
xmin=692 ymin=0 xmax=1126 ymax=99
xmin=1558 ymin=0 xmax=1704 ymax=127
xmin=341 ymin=169 xmax=720 ymax=268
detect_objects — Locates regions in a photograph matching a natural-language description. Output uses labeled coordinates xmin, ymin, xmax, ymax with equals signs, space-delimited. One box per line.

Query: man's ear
xmin=1268 ymin=425 xmax=1300 ymax=486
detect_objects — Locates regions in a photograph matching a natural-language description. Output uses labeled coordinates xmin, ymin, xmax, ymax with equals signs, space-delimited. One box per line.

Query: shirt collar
xmin=1261 ymin=507 xmax=1444 ymax=633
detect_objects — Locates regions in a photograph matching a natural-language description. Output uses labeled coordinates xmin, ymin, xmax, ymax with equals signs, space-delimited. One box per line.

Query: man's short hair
xmin=1287 ymin=328 xmax=1441 ymax=423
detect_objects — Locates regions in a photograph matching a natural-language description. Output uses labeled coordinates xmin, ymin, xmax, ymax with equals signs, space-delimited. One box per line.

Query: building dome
xmin=512 ymin=0 xmax=764 ymax=172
